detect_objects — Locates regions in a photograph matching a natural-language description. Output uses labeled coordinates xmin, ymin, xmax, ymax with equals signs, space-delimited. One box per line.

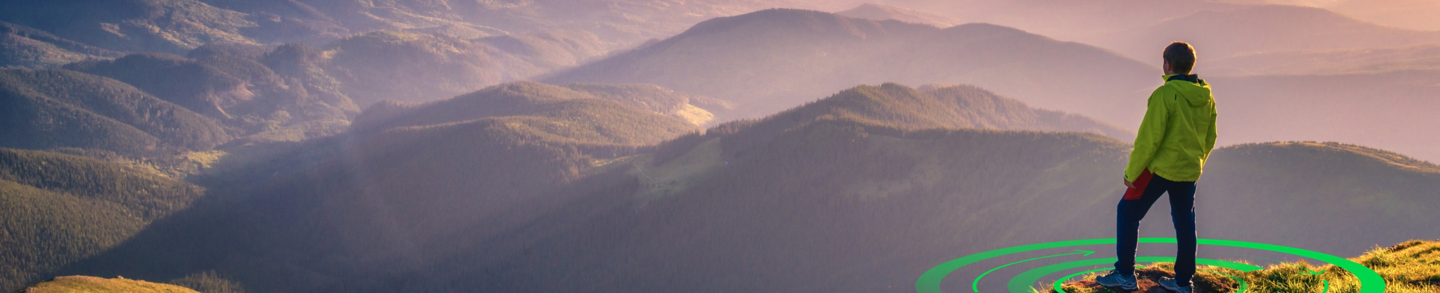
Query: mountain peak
xmin=836 ymin=3 xmax=962 ymax=28
xmin=676 ymin=8 xmax=931 ymax=41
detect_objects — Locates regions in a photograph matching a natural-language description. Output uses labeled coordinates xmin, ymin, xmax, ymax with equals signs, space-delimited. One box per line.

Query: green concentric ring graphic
xmin=1015 ymin=257 xmax=1258 ymax=293
xmin=1051 ymin=268 xmax=1250 ymax=293
xmin=915 ymin=238 xmax=1385 ymax=293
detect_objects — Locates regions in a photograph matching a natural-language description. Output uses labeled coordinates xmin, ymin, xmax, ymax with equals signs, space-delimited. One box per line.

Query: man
xmin=1094 ymin=41 xmax=1218 ymax=293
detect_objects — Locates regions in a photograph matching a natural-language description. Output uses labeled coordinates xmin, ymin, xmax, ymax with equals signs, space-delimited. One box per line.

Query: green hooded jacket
xmin=1124 ymin=74 xmax=1218 ymax=182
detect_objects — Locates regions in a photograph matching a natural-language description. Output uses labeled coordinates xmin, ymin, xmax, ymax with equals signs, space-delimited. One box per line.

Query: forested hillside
xmin=0 ymin=21 xmax=122 ymax=68
xmin=0 ymin=0 xmax=257 ymax=53
xmin=0 ymin=148 xmax=205 ymax=291
xmin=0 ymin=69 xmax=230 ymax=155
xmin=64 ymin=51 xmax=358 ymax=142
xmin=43 ymin=81 xmax=699 ymax=292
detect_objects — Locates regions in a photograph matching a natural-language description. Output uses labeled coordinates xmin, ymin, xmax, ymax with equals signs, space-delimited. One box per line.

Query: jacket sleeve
xmin=1202 ymin=110 xmax=1218 ymax=161
xmin=1125 ymin=89 xmax=1169 ymax=182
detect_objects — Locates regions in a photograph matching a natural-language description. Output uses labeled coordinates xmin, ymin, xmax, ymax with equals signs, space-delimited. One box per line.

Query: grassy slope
xmin=0 ymin=148 xmax=204 ymax=291
xmin=12 ymin=276 xmax=199 ymax=293
xmin=1054 ymin=240 xmax=1440 ymax=293
xmin=0 ymin=69 xmax=230 ymax=155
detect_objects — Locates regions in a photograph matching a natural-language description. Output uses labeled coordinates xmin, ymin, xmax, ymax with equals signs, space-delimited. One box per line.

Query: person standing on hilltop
xmin=1094 ymin=41 xmax=1218 ymax=293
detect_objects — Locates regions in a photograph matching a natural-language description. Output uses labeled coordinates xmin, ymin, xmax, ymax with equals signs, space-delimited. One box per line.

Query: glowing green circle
xmin=1010 ymin=257 xmax=1258 ymax=293
xmin=914 ymin=238 xmax=1385 ymax=293
xmin=1050 ymin=268 xmax=1249 ymax=293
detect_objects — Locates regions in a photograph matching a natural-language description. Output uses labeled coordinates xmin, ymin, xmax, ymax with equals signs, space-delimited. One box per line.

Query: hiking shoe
xmin=1094 ymin=270 xmax=1138 ymax=290
xmin=1158 ymin=277 xmax=1194 ymax=293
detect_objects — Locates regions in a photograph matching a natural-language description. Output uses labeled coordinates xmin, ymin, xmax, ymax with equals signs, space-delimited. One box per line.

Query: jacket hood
xmin=1162 ymin=74 xmax=1213 ymax=107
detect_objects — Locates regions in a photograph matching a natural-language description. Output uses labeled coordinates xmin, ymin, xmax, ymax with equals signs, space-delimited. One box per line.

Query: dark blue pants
xmin=1115 ymin=174 xmax=1197 ymax=286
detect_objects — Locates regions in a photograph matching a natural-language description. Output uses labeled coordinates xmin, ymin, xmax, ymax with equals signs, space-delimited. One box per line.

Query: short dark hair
xmin=1163 ymin=42 xmax=1196 ymax=74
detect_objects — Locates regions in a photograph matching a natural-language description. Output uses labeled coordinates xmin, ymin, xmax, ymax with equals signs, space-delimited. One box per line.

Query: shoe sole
xmin=1097 ymin=283 xmax=1138 ymax=291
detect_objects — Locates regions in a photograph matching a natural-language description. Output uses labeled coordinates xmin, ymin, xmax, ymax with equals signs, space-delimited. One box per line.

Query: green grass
xmin=13 ymin=276 xmax=200 ymax=293
xmin=1049 ymin=240 xmax=1440 ymax=293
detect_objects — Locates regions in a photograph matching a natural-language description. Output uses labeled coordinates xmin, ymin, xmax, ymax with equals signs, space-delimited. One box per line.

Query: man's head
xmin=1163 ymin=42 xmax=1196 ymax=75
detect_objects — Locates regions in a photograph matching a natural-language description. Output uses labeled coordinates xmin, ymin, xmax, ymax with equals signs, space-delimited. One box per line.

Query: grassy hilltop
xmin=1053 ymin=240 xmax=1440 ymax=293
xmin=10 ymin=276 xmax=199 ymax=293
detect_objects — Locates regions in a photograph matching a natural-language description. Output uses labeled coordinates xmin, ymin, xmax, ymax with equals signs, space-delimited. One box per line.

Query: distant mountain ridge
xmin=352 ymin=81 xmax=700 ymax=145
xmin=708 ymin=83 xmax=1133 ymax=152
xmin=836 ymin=3 xmax=961 ymax=27
xmin=546 ymin=8 xmax=1157 ymax=126
xmin=354 ymin=81 xmax=725 ymax=133
xmin=0 ymin=0 xmax=865 ymax=60
xmin=1207 ymin=70 xmax=1440 ymax=163
xmin=1098 ymin=5 xmax=1440 ymax=62
xmin=321 ymin=30 xmax=611 ymax=106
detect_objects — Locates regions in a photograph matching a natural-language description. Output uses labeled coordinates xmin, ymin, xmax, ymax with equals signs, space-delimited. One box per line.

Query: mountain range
xmin=1094 ymin=5 xmax=1440 ymax=63
xmin=19 ymin=81 xmax=1435 ymax=293
xmin=2 ymin=1 xmax=1439 ymax=292
xmin=545 ymin=9 xmax=1158 ymax=126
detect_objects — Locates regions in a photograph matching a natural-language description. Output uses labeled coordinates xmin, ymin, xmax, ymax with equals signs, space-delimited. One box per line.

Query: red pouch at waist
xmin=1123 ymin=169 xmax=1154 ymax=200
